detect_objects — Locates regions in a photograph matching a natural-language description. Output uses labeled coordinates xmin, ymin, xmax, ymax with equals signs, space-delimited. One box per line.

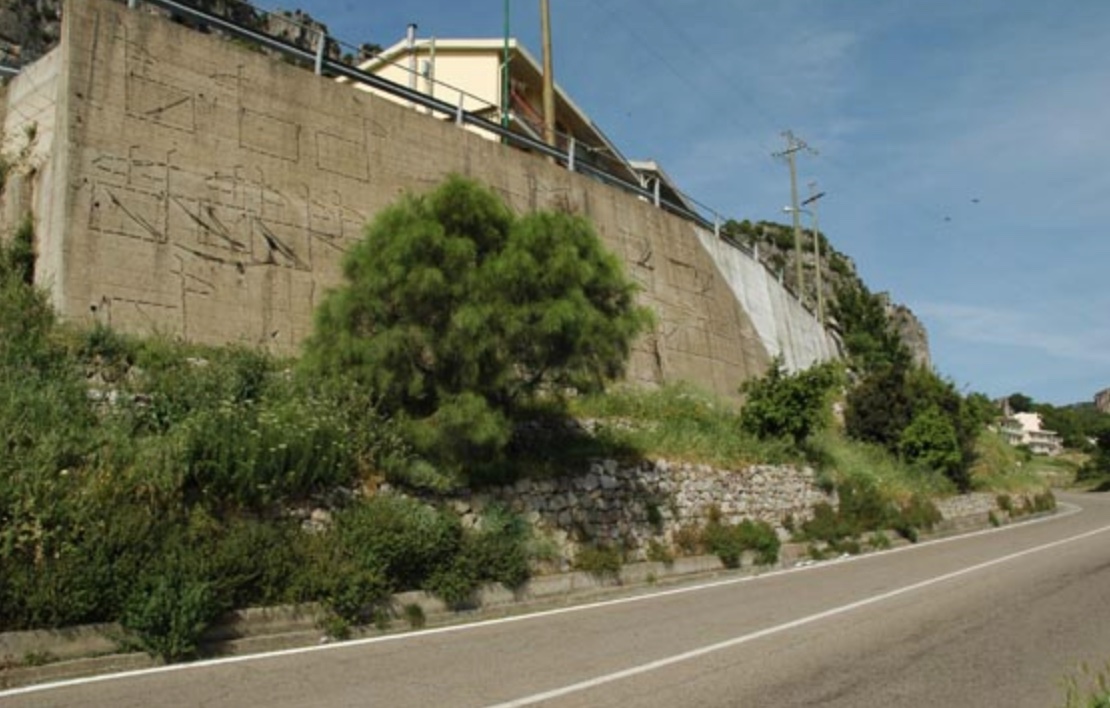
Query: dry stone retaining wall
xmin=443 ymin=458 xmax=835 ymax=565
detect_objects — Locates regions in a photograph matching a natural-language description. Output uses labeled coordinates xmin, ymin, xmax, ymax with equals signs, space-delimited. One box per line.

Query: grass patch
xmin=568 ymin=383 xmax=798 ymax=467
xmin=807 ymin=430 xmax=955 ymax=501
xmin=970 ymin=429 xmax=1061 ymax=492
xmin=1060 ymin=661 xmax=1110 ymax=708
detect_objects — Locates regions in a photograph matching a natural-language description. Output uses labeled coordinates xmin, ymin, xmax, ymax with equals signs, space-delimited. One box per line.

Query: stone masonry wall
xmin=0 ymin=0 xmax=840 ymax=399
xmin=443 ymin=458 xmax=834 ymax=565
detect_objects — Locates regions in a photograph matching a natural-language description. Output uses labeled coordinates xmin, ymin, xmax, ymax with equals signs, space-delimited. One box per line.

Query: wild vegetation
xmin=0 ymin=176 xmax=644 ymax=658
xmin=302 ymin=175 xmax=652 ymax=491
xmin=0 ymin=176 xmax=1057 ymax=663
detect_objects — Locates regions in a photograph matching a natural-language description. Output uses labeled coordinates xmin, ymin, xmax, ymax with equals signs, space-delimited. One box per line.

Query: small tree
xmin=846 ymin=362 xmax=978 ymax=491
xmin=740 ymin=358 xmax=841 ymax=445
xmin=303 ymin=176 xmax=651 ymax=483
xmin=899 ymin=405 xmax=962 ymax=479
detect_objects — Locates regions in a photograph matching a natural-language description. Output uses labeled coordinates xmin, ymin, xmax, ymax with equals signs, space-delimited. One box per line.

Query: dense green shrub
xmin=465 ymin=506 xmax=532 ymax=590
xmin=846 ymin=362 xmax=980 ymax=491
xmin=122 ymin=571 xmax=220 ymax=663
xmin=302 ymin=175 xmax=651 ymax=485
xmin=424 ymin=555 xmax=482 ymax=610
xmin=740 ymin=358 xmax=841 ymax=446
xmin=799 ymin=478 xmax=940 ymax=550
xmin=336 ymin=496 xmax=462 ymax=592
xmin=892 ymin=494 xmax=942 ymax=541
xmin=422 ymin=505 xmax=533 ymax=608
xmin=704 ymin=518 xmax=780 ymax=568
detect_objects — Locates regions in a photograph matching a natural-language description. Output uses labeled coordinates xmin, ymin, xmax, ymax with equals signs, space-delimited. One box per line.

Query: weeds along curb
xmin=0 ymin=506 xmax=1057 ymax=691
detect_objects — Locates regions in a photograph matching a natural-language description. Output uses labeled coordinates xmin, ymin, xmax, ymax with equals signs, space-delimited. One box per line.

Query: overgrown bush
xmin=122 ymin=571 xmax=220 ymax=663
xmin=574 ymin=545 xmax=623 ymax=581
xmin=704 ymin=517 xmax=780 ymax=568
xmin=846 ymin=362 xmax=981 ymax=491
xmin=799 ymin=477 xmax=940 ymax=550
xmin=336 ymin=496 xmax=462 ymax=592
xmin=739 ymin=358 xmax=841 ymax=447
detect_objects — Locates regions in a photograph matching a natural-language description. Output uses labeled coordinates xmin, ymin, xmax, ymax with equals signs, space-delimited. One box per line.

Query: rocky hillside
xmin=0 ymin=0 xmax=380 ymax=67
xmin=0 ymin=0 xmax=61 ymax=65
xmin=721 ymin=219 xmax=931 ymax=369
xmin=1096 ymin=388 xmax=1110 ymax=414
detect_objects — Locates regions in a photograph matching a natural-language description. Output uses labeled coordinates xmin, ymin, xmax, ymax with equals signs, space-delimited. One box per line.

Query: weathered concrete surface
xmin=4 ymin=0 xmax=839 ymax=396
xmin=696 ymin=227 xmax=838 ymax=372
xmin=0 ymin=42 xmax=63 ymax=292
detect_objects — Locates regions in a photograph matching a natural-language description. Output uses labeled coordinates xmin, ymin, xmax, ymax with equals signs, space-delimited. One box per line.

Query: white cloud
xmin=917 ymin=302 xmax=1110 ymax=367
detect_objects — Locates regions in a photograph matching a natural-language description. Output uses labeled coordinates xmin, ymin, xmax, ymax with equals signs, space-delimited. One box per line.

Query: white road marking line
xmin=484 ymin=517 xmax=1110 ymax=707
xmin=0 ymin=502 xmax=1084 ymax=698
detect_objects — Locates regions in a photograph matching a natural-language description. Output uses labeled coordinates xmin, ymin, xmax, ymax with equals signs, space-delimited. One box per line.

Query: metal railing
xmin=136 ymin=0 xmax=736 ymax=231
xmin=3 ymin=0 xmax=814 ymax=310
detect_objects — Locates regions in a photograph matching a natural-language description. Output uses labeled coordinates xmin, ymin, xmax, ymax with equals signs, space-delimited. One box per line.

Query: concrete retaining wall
xmin=0 ymin=0 xmax=839 ymax=398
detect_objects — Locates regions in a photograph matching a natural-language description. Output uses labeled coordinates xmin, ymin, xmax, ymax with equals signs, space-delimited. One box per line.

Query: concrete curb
xmin=0 ymin=508 xmax=1052 ymax=690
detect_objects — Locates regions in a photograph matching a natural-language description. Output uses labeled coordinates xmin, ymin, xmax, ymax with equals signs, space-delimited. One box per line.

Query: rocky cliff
xmin=721 ymin=219 xmax=932 ymax=369
xmin=0 ymin=0 xmax=374 ymax=68
xmin=0 ymin=0 xmax=61 ymax=66
xmin=881 ymin=295 xmax=932 ymax=370
xmin=1096 ymin=388 xmax=1110 ymax=414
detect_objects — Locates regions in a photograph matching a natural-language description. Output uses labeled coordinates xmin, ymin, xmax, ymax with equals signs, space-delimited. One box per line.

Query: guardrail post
xmin=314 ymin=31 xmax=326 ymax=75
xmin=456 ymin=92 xmax=465 ymax=126
xmin=567 ymin=137 xmax=576 ymax=172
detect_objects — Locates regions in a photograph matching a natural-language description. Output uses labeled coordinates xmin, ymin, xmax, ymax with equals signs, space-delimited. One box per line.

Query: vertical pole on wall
xmin=653 ymin=178 xmax=661 ymax=208
xmin=540 ymin=0 xmax=556 ymax=148
xmin=314 ymin=31 xmax=326 ymax=76
xmin=567 ymin=137 xmax=576 ymax=172
xmin=714 ymin=215 xmax=721 ymax=240
xmin=428 ymin=37 xmax=437 ymax=101
xmin=407 ymin=24 xmax=418 ymax=109
xmin=456 ymin=92 xmax=465 ymax=126
xmin=502 ymin=0 xmax=511 ymax=130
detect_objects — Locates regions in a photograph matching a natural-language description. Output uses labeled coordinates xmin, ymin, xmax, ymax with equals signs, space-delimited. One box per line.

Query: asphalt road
xmin=6 ymin=491 xmax=1110 ymax=707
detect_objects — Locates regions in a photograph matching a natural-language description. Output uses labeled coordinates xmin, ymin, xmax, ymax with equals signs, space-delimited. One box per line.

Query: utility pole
xmin=773 ymin=131 xmax=816 ymax=305
xmin=502 ymin=0 xmax=510 ymax=129
xmin=802 ymin=184 xmax=827 ymax=326
xmin=540 ymin=0 xmax=556 ymax=148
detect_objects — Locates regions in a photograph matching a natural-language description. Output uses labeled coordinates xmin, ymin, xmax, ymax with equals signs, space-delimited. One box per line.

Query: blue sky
xmin=287 ymin=0 xmax=1109 ymax=406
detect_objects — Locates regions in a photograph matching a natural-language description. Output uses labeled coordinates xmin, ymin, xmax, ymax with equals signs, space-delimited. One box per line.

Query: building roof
xmin=353 ymin=36 xmax=639 ymax=183
xmin=629 ymin=159 xmax=698 ymax=214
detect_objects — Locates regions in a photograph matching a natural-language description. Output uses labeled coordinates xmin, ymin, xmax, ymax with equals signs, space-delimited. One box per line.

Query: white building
xmin=999 ymin=412 xmax=1062 ymax=456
